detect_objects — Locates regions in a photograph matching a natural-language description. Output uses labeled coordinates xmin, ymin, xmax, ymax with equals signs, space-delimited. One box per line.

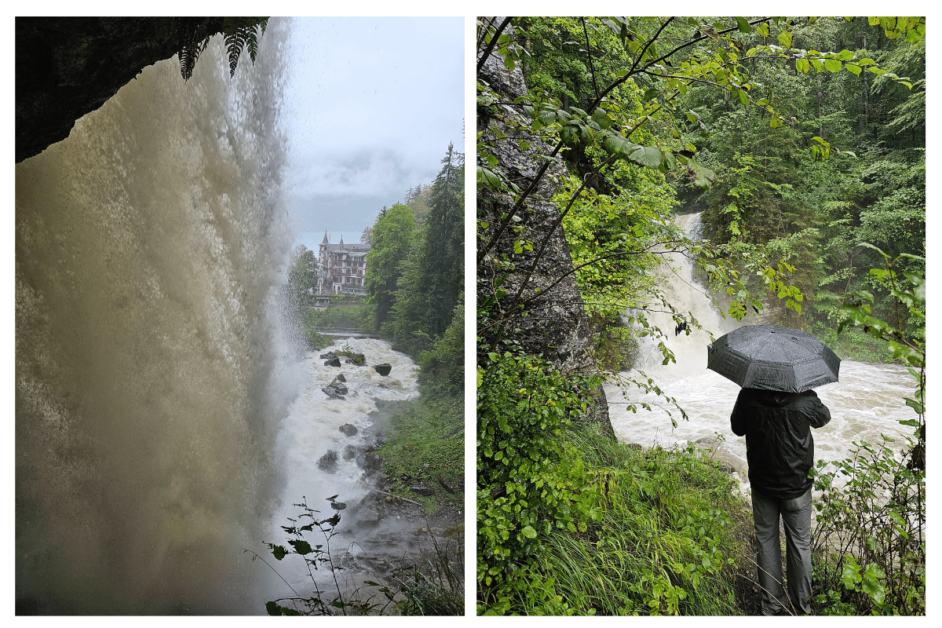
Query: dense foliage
xmin=477 ymin=357 xmax=752 ymax=615
xmin=365 ymin=203 xmax=417 ymax=333
xmin=477 ymin=15 xmax=925 ymax=616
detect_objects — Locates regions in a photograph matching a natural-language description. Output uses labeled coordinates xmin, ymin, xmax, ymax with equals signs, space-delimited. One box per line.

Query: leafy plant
xmin=251 ymin=495 xmax=463 ymax=616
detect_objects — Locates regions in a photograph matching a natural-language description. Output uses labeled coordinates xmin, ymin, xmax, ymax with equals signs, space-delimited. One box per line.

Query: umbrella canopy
xmin=707 ymin=325 xmax=840 ymax=393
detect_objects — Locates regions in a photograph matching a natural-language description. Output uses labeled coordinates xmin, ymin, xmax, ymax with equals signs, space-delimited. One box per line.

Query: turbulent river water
xmin=14 ymin=20 xmax=418 ymax=615
xmin=605 ymin=213 xmax=919 ymax=492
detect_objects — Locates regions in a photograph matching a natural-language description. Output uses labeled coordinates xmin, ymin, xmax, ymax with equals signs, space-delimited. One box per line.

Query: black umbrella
xmin=706 ymin=325 xmax=840 ymax=393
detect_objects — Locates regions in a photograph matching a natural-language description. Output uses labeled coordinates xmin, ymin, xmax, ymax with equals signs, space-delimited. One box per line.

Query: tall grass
xmin=483 ymin=422 xmax=754 ymax=615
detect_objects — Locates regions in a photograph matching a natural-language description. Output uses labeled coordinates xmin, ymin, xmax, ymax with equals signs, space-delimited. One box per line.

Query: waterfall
xmin=606 ymin=212 xmax=918 ymax=492
xmin=15 ymin=21 xmax=296 ymax=614
xmin=628 ymin=211 xmax=741 ymax=374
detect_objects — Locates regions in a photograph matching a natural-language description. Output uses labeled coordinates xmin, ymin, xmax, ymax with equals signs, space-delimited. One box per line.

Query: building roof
xmin=323 ymin=242 xmax=371 ymax=253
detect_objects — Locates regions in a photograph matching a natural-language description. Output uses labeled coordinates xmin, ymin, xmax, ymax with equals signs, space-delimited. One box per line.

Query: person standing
xmin=731 ymin=387 xmax=831 ymax=616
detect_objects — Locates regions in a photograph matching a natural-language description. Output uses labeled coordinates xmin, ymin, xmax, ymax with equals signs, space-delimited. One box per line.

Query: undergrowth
xmin=477 ymin=351 xmax=753 ymax=615
xmin=376 ymin=396 xmax=464 ymax=513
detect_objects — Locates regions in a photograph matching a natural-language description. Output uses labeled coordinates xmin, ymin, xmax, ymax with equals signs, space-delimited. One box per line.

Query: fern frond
xmin=180 ymin=35 xmax=211 ymax=82
xmin=221 ymin=17 xmax=268 ymax=77
xmin=225 ymin=27 xmax=250 ymax=77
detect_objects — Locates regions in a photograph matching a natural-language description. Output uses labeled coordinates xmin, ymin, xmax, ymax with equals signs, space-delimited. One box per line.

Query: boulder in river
xmin=324 ymin=356 xmax=341 ymax=367
xmin=334 ymin=373 xmax=346 ymax=382
xmin=373 ymin=363 xmax=391 ymax=376
xmin=317 ymin=450 xmax=339 ymax=473
xmin=319 ymin=352 xmax=336 ymax=360
xmin=355 ymin=451 xmax=383 ymax=474
xmin=342 ymin=445 xmax=360 ymax=460
xmin=322 ymin=386 xmax=345 ymax=399
xmin=339 ymin=423 xmax=358 ymax=437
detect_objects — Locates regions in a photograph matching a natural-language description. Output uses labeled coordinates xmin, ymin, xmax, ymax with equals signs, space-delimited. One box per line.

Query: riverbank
xmin=263 ymin=338 xmax=463 ymax=615
xmin=478 ymin=419 xmax=759 ymax=615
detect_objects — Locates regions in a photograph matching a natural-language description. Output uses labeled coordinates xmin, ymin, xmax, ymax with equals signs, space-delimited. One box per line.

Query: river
xmin=261 ymin=338 xmax=421 ymax=608
xmin=605 ymin=213 xmax=919 ymax=492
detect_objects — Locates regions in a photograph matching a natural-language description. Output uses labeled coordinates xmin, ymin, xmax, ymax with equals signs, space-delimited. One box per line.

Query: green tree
xmin=365 ymin=203 xmax=416 ymax=332
xmin=287 ymin=244 xmax=315 ymax=313
xmin=419 ymin=143 xmax=466 ymax=338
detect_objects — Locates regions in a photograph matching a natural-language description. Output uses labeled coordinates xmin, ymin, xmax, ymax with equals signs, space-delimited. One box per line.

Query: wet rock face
xmin=16 ymin=17 xmax=225 ymax=163
xmin=477 ymin=19 xmax=611 ymax=432
xmin=324 ymin=356 xmax=341 ymax=367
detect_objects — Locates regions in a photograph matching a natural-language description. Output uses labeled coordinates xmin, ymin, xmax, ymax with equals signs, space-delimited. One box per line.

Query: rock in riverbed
xmin=317 ymin=450 xmax=339 ymax=473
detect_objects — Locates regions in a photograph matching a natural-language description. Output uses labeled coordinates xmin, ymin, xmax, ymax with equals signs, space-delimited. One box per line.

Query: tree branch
xmin=477 ymin=17 xmax=512 ymax=74
xmin=588 ymin=16 xmax=674 ymax=113
xmin=477 ymin=140 xmax=564 ymax=265
xmin=582 ymin=18 xmax=600 ymax=102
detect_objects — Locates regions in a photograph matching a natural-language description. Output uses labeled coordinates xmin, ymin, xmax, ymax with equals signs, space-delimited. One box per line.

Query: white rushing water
xmin=259 ymin=337 xmax=420 ymax=602
xmin=606 ymin=213 xmax=919 ymax=491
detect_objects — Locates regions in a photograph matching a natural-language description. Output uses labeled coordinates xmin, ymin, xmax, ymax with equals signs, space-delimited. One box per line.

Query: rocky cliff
xmin=477 ymin=22 xmax=611 ymax=432
xmin=16 ymin=17 xmax=224 ymax=163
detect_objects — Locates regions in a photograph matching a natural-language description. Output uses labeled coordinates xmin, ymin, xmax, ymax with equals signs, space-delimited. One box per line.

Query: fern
xmin=179 ymin=35 xmax=211 ymax=82
xmin=222 ymin=17 xmax=269 ymax=78
xmin=176 ymin=17 xmax=269 ymax=81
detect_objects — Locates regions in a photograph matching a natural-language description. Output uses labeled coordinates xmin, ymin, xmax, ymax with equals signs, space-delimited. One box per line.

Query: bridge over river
xmin=316 ymin=327 xmax=380 ymax=339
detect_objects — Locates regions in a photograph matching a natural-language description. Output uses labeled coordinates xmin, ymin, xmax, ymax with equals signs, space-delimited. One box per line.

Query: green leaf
xmin=687 ymin=159 xmax=716 ymax=188
xmin=627 ymin=145 xmax=663 ymax=168
xmin=824 ymin=59 xmax=842 ymax=72
xmin=270 ymin=544 xmax=287 ymax=560
xmin=735 ymin=17 xmax=752 ymax=33
xmin=756 ymin=22 xmax=770 ymax=38
xmin=777 ymin=31 xmax=793 ymax=48
xmin=591 ymin=108 xmax=612 ymax=130
xmin=845 ymin=63 xmax=861 ymax=76
xmin=288 ymin=539 xmax=312 ymax=555
xmin=266 ymin=601 xmax=303 ymax=616
xmin=522 ymin=525 xmax=537 ymax=539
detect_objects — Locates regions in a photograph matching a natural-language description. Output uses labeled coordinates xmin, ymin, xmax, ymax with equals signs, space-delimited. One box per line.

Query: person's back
xmin=731 ymin=387 xmax=831 ymax=615
xmin=732 ymin=388 xmax=830 ymax=499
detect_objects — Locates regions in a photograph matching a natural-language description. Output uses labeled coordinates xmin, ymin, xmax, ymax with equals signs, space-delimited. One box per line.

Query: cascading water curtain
xmin=15 ymin=19 xmax=296 ymax=614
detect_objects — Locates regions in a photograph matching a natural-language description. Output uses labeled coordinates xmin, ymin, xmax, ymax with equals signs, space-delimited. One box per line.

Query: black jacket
xmin=731 ymin=388 xmax=831 ymax=500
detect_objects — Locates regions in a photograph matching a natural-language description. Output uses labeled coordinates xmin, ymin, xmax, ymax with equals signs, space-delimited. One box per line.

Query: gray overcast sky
xmin=282 ymin=17 xmax=464 ymax=249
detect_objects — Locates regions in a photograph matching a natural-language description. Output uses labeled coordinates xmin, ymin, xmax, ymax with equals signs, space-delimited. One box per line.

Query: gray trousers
xmin=751 ymin=487 xmax=813 ymax=615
